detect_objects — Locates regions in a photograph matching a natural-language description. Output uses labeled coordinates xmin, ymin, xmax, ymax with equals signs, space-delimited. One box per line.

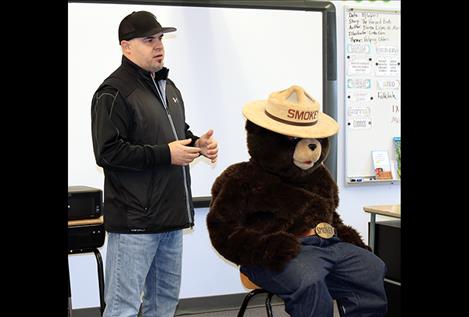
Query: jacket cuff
xmin=190 ymin=136 xmax=200 ymax=147
xmin=153 ymin=144 xmax=171 ymax=165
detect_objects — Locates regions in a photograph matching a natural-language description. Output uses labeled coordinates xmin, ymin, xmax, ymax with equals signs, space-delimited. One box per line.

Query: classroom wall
xmin=68 ymin=0 xmax=400 ymax=309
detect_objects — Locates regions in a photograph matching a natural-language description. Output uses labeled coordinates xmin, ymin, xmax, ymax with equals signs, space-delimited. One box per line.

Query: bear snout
xmin=293 ymin=138 xmax=322 ymax=170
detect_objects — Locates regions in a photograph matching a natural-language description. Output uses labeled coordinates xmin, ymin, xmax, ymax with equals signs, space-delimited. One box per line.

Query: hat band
xmin=264 ymin=110 xmax=317 ymax=127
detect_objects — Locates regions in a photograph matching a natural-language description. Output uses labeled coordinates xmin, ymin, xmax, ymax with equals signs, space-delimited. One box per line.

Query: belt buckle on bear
xmin=315 ymin=222 xmax=335 ymax=239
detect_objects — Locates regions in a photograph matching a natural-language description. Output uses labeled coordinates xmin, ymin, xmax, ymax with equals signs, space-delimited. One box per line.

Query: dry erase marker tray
xmin=346 ymin=176 xmax=400 ymax=184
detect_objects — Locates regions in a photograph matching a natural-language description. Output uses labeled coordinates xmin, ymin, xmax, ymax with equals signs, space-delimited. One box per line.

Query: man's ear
xmin=120 ymin=40 xmax=131 ymax=53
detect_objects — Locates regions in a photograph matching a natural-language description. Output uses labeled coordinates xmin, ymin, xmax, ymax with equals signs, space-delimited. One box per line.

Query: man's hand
xmin=195 ymin=129 xmax=218 ymax=163
xmin=168 ymin=139 xmax=201 ymax=165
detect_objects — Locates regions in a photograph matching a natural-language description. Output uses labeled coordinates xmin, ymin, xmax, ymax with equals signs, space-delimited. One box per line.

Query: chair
xmin=237 ymin=272 xmax=274 ymax=317
xmin=238 ymin=272 xmax=345 ymax=317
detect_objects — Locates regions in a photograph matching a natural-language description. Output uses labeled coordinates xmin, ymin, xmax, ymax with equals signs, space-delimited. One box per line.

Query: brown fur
xmin=207 ymin=120 xmax=369 ymax=272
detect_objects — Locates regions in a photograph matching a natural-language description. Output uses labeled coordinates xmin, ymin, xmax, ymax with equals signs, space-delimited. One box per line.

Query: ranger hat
xmin=118 ymin=11 xmax=176 ymax=43
xmin=243 ymin=85 xmax=339 ymax=138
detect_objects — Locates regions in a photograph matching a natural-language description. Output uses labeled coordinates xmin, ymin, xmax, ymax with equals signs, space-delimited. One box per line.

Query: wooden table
xmin=363 ymin=205 xmax=400 ymax=252
xmin=68 ymin=215 xmax=104 ymax=227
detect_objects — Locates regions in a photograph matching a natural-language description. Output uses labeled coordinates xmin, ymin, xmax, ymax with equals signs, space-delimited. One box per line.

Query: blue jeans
xmin=103 ymin=230 xmax=183 ymax=317
xmin=241 ymin=236 xmax=387 ymax=317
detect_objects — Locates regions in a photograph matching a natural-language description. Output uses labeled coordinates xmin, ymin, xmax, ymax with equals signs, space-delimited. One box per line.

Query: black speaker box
xmin=68 ymin=224 xmax=105 ymax=253
xmin=373 ymin=220 xmax=401 ymax=282
xmin=68 ymin=186 xmax=102 ymax=220
xmin=384 ymin=280 xmax=401 ymax=317
xmin=369 ymin=220 xmax=401 ymax=316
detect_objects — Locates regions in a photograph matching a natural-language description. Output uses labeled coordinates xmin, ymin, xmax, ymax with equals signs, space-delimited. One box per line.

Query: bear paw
xmin=261 ymin=232 xmax=300 ymax=272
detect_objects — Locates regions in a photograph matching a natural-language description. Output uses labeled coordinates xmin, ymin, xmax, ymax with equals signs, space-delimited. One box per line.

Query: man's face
xmin=122 ymin=32 xmax=165 ymax=73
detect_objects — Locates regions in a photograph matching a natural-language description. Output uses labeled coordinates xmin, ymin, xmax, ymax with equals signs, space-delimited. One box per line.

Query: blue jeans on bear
xmin=241 ymin=236 xmax=387 ymax=317
xmin=103 ymin=230 xmax=183 ymax=317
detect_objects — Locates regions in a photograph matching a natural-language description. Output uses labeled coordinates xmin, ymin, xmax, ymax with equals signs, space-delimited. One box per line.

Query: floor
xmin=71 ymin=300 xmax=341 ymax=317
xmin=178 ymin=302 xmax=342 ymax=316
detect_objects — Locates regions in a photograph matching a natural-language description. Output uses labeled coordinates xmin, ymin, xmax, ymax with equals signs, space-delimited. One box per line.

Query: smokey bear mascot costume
xmin=207 ymin=85 xmax=387 ymax=317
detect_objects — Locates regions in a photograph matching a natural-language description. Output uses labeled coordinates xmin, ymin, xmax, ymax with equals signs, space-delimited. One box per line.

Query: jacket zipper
xmin=151 ymin=75 xmax=193 ymax=226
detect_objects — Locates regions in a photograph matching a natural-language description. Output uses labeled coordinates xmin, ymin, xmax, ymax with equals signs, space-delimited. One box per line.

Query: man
xmin=91 ymin=11 xmax=218 ymax=317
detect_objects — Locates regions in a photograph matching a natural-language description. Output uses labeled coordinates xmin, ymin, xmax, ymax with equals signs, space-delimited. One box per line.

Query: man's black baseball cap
xmin=118 ymin=11 xmax=176 ymax=43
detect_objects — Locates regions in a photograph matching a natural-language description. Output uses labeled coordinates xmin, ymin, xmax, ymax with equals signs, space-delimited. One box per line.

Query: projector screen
xmin=68 ymin=1 xmax=330 ymax=198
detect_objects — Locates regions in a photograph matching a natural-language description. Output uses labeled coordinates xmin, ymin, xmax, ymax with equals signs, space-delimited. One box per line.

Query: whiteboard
xmin=68 ymin=2 xmax=326 ymax=197
xmin=344 ymin=7 xmax=400 ymax=184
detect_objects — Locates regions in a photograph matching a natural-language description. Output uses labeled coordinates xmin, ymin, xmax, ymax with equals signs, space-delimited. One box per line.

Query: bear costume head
xmin=207 ymin=85 xmax=369 ymax=271
xmin=243 ymin=85 xmax=336 ymax=181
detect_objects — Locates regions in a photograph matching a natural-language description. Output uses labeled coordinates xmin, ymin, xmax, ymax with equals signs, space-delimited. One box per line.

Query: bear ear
xmin=246 ymin=119 xmax=277 ymax=137
xmin=245 ymin=119 xmax=260 ymax=133
xmin=318 ymin=137 xmax=330 ymax=159
xmin=246 ymin=119 xmax=293 ymax=139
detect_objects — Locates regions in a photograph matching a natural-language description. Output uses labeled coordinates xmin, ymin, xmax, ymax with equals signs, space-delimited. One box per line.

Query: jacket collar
xmin=121 ymin=55 xmax=169 ymax=82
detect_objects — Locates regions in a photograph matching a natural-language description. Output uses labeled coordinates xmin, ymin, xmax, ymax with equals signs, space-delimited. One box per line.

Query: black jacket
xmin=91 ymin=56 xmax=197 ymax=233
